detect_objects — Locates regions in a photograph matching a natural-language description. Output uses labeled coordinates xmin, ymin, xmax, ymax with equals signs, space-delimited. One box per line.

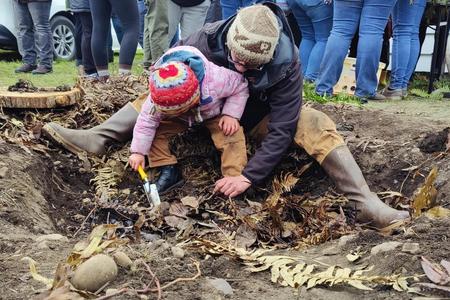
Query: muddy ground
xmin=0 ymin=99 xmax=449 ymax=300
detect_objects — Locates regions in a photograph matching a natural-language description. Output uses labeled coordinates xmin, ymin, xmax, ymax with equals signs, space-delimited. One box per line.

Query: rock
xmin=71 ymin=254 xmax=118 ymax=292
xmin=206 ymin=278 xmax=233 ymax=295
xmin=113 ymin=251 xmax=133 ymax=269
xmin=35 ymin=233 xmax=69 ymax=243
xmin=338 ymin=234 xmax=357 ymax=248
xmin=0 ymin=167 xmax=8 ymax=178
xmin=401 ymin=242 xmax=421 ymax=255
xmin=105 ymin=288 xmax=119 ymax=296
xmin=171 ymin=246 xmax=185 ymax=259
xmin=82 ymin=198 xmax=90 ymax=204
xmin=37 ymin=241 xmax=49 ymax=250
xmin=370 ymin=241 xmax=402 ymax=255
xmin=322 ymin=246 xmax=340 ymax=256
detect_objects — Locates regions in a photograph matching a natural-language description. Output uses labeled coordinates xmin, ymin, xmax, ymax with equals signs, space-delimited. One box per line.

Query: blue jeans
xmin=13 ymin=0 xmax=53 ymax=68
xmin=316 ymin=0 xmax=397 ymax=97
xmin=220 ymin=0 xmax=255 ymax=19
xmin=287 ymin=0 xmax=333 ymax=81
xmin=390 ymin=0 xmax=426 ymax=89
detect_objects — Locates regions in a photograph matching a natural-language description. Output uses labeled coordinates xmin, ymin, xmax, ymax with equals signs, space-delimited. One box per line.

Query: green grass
xmin=0 ymin=50 xmax=144 ymax=88
xmin=303 ymin=81 xmax=362 ymax=106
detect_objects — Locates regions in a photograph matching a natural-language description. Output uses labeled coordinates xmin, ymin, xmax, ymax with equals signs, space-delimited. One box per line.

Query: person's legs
xmin=179 ymin=0 xmax=211 ymax=39
xmin=205 ymin=117 xmax=247 ymax=177
xmin=148 ymin=0 xmax=169 ymax=65
xmin=168 ymin=1 xmax=182 ymax=42
xmin=387 ymin=0 xmax=415 ymax=91
xmin=287 ymin=0 xmax=315 ymax=79
xmin=354 ymin=0 xmax=396 ymax=97
xmin=205 ymin=0 xmax=223 ymax=24
xmin=315 ymin=0 xmax=361 ymax=96
xmin=111 ymin=13 xmax=124 ymax=43
xmin=90 ymin=0 xmax=112 ymax=76
xmin=404 ymin=0 xmax=427 ymax=88
xmin=220 ymin=0 xmax=240 ymax=19
xmin=13 ymin=1 xmax=37 ymax=69
xmin=303 ymin=1 xmax=333 ymax=81
xmin=74 ymin=13 xmax=83 ymax=69
xmin=137 ymin=0 xmax=147 ymax=48
xmin=27 ymin=1 xmax=53 ymax=70
xmin=110 ymin=0 xmax=139 ymax=73
xmin=79 ymin=12 xmax=96 ymax=75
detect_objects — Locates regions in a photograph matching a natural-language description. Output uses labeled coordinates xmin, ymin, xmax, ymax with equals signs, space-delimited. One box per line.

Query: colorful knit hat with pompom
xmin=149 ymin=61 xmax=200 ymax=116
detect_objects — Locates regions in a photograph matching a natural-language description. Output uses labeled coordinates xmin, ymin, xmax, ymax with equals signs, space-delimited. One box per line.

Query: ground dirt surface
xmin=0 ymin=99 xmax=449 ymax=300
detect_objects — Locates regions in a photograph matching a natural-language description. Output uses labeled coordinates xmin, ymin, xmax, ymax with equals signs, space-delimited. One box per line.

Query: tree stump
xmin=0 ymin=87 xmax=82 ymax=108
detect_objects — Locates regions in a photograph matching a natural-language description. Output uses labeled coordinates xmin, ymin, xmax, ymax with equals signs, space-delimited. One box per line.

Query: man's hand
xmin=214 ymin=175 xmax=251 ymax=197
xmin=218 ymin=115 xmax=240 ymax=136
xmin=129 ymin=153 xmax=145 ymax=171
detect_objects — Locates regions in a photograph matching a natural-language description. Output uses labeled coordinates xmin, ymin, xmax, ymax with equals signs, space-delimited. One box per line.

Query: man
xmin=142 ymin=0 xmax=169 ymax=68
xmin=13 ymin=0 xmax=53 ymax=74
xmin=43 ymin=3 xmax=409 ymax=228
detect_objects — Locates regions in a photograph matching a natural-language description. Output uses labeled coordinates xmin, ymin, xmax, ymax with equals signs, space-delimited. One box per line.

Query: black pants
xmin=74 ymin=12 xmax=96 ymax=74
xmin=89 ymin=0 xmax=139 ymax=68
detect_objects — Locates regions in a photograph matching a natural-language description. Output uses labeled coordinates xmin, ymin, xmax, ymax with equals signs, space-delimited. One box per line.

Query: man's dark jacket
xmin=179 ymin=2 xmax=303 ymax=185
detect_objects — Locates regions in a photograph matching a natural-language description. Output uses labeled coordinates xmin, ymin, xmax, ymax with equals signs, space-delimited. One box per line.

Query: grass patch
xmin=0 ymin=50 xmax=144 ymax=88
xmin=303 ymin=82 xmax=362 ymax=106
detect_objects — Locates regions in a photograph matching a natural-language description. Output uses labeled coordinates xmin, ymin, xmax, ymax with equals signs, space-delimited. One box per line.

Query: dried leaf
xmin=415 ymin=282 xmax=450 ymax=293
xmin=235 ymin=223 xmax=257 ymax=249
xmin=424 ymin=206 xmax=450 ymax=218
xmin=348 ymin=280 xmax=372 ymax=291
xmin=421 ymin=256 xmax=450 ymax=285
xmin=169 ymin=202 xmax=189 ymax=218
xmin=164 ymin=215 xmax=185 ymax=228
xmin=411 ymin=167 xmax=438 ymax=217
xmin=180 ymin=196 xmax=199 ymax=209
xmin=21 ymin=257 xmax=53 ymax=288
xmin=441 ymin=260 xmax=450 ymax=275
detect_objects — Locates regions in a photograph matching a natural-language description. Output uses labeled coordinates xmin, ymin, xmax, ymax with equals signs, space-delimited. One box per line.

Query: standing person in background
xmin=205 ymin=0 xmax=222 ymax=24
xmin=168 ymin=0 xmax=211 ymax=41
xmin=70 ymin=0 xmax=97 ymax=77
xmin=220 ymin=0 xmax=254 ymax=19
xmin=90 ymin=0 xmax=139 ymax=79
xmin=382 ymin=0 xmax=427 ymax=100
xmin=142 ymin=0 xmax=169 ymax=68
xmin=74 ymin=14 xmax=84 ymax=74
xmin=287 ymin=0 xmax=333 ymax=83
xmin=315 ymin=0 xmax=397 ymax=103
xmin=13 ymin=0 xmax=53 ymax=74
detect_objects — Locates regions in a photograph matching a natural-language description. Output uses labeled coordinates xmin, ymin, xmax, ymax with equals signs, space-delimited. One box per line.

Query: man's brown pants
xmin=132 ymin=97 xmax=345 ymax=168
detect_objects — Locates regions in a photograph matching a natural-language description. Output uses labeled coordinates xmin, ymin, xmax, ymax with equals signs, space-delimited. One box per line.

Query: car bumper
xmin=0 ymin=25 xmax=17 ymax=50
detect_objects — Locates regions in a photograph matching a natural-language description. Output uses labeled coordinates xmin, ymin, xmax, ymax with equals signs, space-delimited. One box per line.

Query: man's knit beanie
xmin=149 ymin=61 xmax=200 ymax=116
xmin=226 ymin=4 xmax=280 ymax=66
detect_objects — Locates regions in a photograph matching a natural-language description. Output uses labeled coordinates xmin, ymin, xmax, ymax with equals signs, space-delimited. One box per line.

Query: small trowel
xmin=137 ymin=165 xmax=161 ymax=207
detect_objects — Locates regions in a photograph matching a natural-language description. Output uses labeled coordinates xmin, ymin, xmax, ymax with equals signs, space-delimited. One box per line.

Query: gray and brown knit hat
xmin=226 ymin=5 xmax=280 ymax=66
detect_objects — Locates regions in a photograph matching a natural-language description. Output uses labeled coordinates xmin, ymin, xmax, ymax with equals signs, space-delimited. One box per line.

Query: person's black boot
xmin=155 ymin=165 xmax=184 ymax=195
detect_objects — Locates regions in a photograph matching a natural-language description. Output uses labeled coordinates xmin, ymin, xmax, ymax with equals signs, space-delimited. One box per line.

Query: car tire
xmin=50 ymin=15 xmax=76 ymax=61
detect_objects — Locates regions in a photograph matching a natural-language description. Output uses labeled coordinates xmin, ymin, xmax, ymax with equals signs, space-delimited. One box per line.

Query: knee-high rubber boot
xmin=42 ymin=103 xmax=138 ymax=155
xmin=321 ymin=145 xmax=410 ymax=228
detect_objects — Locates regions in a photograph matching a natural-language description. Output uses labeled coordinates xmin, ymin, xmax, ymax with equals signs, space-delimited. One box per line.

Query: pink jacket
xmin=130 ymin=46 xmax=249 ymax=155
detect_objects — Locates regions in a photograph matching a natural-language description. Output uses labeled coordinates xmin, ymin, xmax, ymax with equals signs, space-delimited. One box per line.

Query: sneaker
xmin=31 ymin=65 xmax=53 ymax=75
xmin=155 ymin=165 xmax=184 ymax=195
xmin=402 ymin=88 xmax=408 ymax=98
xmin=15 ymin=64 xmax=37 ymax=73
xmin=359 ymin=92 xmax=386 ymax=104
xmin=382 ymin=87 xmax=403 ymax=100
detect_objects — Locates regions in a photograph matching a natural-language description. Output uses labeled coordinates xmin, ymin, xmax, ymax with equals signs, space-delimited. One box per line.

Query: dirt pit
xmin=0 ymin=100 xmax=449 ymax=300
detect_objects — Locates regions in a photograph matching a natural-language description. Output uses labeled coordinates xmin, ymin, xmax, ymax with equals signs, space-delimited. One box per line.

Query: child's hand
xmin=129 ymin=153 xmax=145 ymax=171
xmin=219 ymin=115 xmax=240 ymax=136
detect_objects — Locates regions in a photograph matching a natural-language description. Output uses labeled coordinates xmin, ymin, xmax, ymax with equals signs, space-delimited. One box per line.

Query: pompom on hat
xmin=149 ymin=61 xmax=200 ymax=116
xmin=226 ymin=4 xmax=280 ymax=66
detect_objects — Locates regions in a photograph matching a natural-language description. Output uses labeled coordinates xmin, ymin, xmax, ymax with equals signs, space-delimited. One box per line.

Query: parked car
xmin=0 ymin=0 xmax=76 ymax=60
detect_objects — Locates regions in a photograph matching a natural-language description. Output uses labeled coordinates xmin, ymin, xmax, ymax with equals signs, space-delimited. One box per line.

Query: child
xmin=129 ymin=45 xmax=249 ymax=194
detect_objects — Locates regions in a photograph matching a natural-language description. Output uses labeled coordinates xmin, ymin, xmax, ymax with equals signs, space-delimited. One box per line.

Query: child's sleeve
xmin=219 ymin=69 xmax=249 ymax=120
xmin=130 ymin=94 xmax=162 ymax=155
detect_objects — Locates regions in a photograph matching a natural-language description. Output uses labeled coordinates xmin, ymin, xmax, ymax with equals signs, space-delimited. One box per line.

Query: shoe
xmin=382 ymin=87 xmax=403 ymax=100
xmin=402 ymin=88 xmax=408 ymax=98
xmin=155 ymin=165 xmax=184 ymax=195
xmin=359 ymin=92 xmax=386 ymax=104
xmin=321 ymin=145 xmax=410 ymax=228
xmin=31 ymin=65 xmax=52 ymax=74
xmin=15 ymin=64 xmax=37 ymax=73
xmin=42 ymin=102 xmax=138 ymax=155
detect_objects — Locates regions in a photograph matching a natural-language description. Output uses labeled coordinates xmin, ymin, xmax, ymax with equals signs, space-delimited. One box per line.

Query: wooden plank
xmin=0 ymin=87 xmax=82 ymax=108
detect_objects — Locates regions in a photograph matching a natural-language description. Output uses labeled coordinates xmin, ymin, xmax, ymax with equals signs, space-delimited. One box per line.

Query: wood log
xmin=0 ymin=87 xmax=82 ymax=108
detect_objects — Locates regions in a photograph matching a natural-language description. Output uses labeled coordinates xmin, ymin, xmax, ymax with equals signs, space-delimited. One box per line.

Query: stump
xmin=0 ymin=87 xmax=82 ymax=108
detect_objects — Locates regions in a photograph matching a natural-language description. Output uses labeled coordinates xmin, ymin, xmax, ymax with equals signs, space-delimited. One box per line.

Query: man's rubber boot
xmin=155 ymin=165 xmax=184 ymax=195
xmin=42 ymin=103 xmax=138 ymax=155
xmin=321 ymin=145 xmax=410 ymax=228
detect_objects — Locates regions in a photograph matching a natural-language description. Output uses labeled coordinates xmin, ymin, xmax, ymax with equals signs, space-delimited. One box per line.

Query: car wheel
xmin=51 ymin=15 xmax=75 ymax=61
